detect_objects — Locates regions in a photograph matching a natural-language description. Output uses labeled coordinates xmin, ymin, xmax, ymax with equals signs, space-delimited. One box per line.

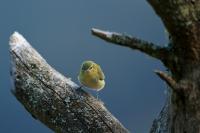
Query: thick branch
xmin=91 ymin=28 xmax=169 ymax=61
xmin=9 ymin=32 xmax=128 ymax=133
xmin=147 ymin=0 xmax=200 ymax=65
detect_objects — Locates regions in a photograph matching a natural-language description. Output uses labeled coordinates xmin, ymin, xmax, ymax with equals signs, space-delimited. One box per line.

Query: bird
xmin=78 ymin=60 xmax=105 ymax=99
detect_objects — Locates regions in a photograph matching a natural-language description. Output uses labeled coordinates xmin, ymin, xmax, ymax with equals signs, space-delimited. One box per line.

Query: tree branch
xmin=9 ymin=32 xmax=128 ymax=133
xmin=91 ymin=28 xmax=169 ymax=61
xmin=147 ymin=0 xmax=200 ymax=66
xmin=154 ymin=70 xmax=178 ymax=91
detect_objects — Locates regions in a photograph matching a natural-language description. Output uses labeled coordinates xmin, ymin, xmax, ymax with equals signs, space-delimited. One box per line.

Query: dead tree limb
xmin=92 ymin=1 xmax=200 ymax=133
xmin=9 ymin=32 xmax=129 ymax=133
xmin=154 ymin=70 xmax=178 ymax=91
xmin=91 ymin=28 xmax=169 ymax=62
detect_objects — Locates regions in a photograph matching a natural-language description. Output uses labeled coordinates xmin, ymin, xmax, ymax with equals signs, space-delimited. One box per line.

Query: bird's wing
xmin=96 ymin=64 xmax=105 ymax=80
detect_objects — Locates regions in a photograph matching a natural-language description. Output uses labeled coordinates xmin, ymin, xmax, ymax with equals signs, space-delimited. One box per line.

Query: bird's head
xmin=81 ymin=61 xmax=94 ymax=71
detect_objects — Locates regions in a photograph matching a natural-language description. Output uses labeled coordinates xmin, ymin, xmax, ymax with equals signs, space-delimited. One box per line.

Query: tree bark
xmin=9 ymin=32 xmax=128 ymax=133
xmin=10 ymin=0 xmax=200 ymax=132
xmin=92 ymin=1 xmax=200 ymax=133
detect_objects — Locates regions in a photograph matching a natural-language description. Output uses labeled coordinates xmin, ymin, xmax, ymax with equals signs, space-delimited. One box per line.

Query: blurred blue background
xmin=0 ymin=0 xmax=168 ymax=133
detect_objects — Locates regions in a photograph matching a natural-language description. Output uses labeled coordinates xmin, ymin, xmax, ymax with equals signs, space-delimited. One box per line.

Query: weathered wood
xmin=147 ymin=1 xmax=200 ymax=133
xmin=147 ymin=0 xmax=200 ymax=77
xmin=91 ymin=28 xmax=169 ymax=62
xmin=154 ymin=70 xmax=178 ymax=91
xmin=92 ymin=1 xmax=200 ymax=133
xmin=9 ymin=32 xmax=128 ymax=133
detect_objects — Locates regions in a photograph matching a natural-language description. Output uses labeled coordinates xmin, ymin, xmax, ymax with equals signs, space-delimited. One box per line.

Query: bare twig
xmin=91 ymin=28 xmax=169 ymax=61
xmin=154 ymin=70 xmax=178 ymax=91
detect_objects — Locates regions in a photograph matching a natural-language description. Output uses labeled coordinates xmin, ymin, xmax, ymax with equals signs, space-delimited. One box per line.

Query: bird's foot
xmin=77 ymin=85 xmax=83 ymax=90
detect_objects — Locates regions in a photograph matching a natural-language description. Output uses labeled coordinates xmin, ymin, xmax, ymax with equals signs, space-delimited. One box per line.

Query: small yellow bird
xmin=78 ymin=61 xmax=105 ymax=98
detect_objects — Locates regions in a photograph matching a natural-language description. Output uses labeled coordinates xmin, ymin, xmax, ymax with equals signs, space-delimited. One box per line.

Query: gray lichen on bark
xmin=9 ymin=32 xmax=128 ymax=133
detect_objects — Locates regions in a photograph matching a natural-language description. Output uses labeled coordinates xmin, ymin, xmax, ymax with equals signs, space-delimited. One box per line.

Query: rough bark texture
xmin=9 ymin=0 xmax=200 ymax=132
xmin=9 ymin=32 xmax=128 ymax=133
xmin=92 ymin=1 xmax=200 ymax=133
xmin=148 ymin=1 xmax=200 ymax=133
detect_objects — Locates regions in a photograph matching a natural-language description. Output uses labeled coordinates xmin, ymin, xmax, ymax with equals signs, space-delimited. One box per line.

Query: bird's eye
xmin=88 ymin=67 xmax=93 ymax=70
